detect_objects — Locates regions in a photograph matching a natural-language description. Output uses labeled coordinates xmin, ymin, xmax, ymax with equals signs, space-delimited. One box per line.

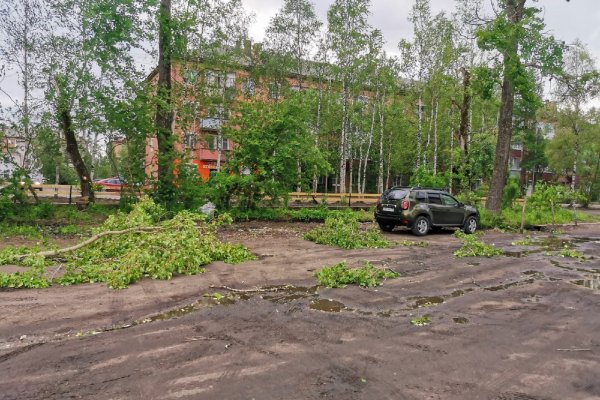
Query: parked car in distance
xmin=374 ymin=187 xmax=479 ymax=236
xmin=94 ymin=177 xmax=126 ymax=192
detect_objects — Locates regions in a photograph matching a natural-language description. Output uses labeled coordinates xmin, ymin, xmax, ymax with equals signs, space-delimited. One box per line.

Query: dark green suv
xmin=374 ymin=187 xmax=479 ymax=236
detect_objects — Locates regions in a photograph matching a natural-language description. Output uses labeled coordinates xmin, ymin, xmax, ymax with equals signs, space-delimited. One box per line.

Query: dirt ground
xmin=0 ymin=221 xmax=599 ymax=400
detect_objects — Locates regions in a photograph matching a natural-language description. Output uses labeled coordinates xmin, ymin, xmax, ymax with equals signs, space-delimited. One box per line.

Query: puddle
xmin=522 ymin=270 xmax=542 ymax=276
xmin=262 ymin=286 xmax=318 ymax=304
xmin=549 ymin=260 xmax=573 ymax=271
xmin=453 ymin=317 xmax=469 ymax=324
xmin=507 ymin=235 xmax=598 ymax=258
xmin=412 ymin=296 xmax=445 ymax=308
xmin=505 ymin=250 xmax=538 ymax=258
xmin=138 ymin=294 xmax=241 ymax=324
xmin=309 ymin=299 xmax=346 ymax=312
xmin=571 ymin=275 xmax=600 ymax=290
xmin=451 ymin=289 xmax=473 ymax=297
xmin=523 ymin=294 xmax=543 ymax=303
xmin=522 ymin=270 xmax=545 ymax=279
xmin=484 ymin=278 xmax=534 ymax=292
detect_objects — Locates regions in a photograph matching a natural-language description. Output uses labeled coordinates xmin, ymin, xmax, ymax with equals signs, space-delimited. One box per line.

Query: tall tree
xmin=265 ymin=0 xmax=322 ymax=90
xmin=553 ymin=41 xmax=600 ymax=191
xmin=0 ymin=0 xmax=46 ymax=179
xmin=327 ymin=0 xmax=371 ymax=193
xmin=477 ymin=0 xmax=563 ymax=212
xmin=155 ymin=0 xmax=176 ymax=204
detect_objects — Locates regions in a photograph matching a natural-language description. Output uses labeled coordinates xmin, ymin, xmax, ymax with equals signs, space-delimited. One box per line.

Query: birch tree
xmin=327 ymin=0 xmax=371 ymax=193
xmin=0 ymin=0 xmax=47 ymax=180
xmin=552 ymin=41 xmax=600 ymax=191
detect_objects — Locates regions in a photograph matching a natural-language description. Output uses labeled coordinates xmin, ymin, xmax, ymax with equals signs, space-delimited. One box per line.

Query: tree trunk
xmin=312 ymin=81 xmax=323 ymax=193
xmin=377 ymin=94 xmax=385 ymax=193
xmin=485 ymin=73 xmax=515 ymax=212
xmin=458 ymin=68 xmax=472 ymax=185
xmin=155 ymin=0 xmax=176 ymax=204
xmin=424 ymin=95 xmax=434 ymax=167
xmin=59 ymin=105 xmax=93 ymax=202
xmin=433 ymin=100 xmax=439 ymax=175
xmin=361 ymin=90 xmax=378 ymax=194
xmin=338 ymin=82 xmax=349 ymax=193
xmin=485 ymin=0 xmax=524 ymax=213
xmin=416 ymin=93 xmax=423 ymax=168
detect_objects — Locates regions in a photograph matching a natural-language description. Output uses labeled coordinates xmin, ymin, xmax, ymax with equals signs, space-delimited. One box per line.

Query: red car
xmin=94 ymin=177 xmax=126 ymax=192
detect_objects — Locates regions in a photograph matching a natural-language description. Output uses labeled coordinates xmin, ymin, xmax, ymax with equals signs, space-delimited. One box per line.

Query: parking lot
xmin=1 ymin=222 xmax=599 ymax=399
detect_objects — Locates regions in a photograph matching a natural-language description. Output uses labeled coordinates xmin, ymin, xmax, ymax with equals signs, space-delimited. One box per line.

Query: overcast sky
xmin=242 ymin=0 xmax=600 ymax=60
xmin=1 ymin=0 xmax=599 ymax=111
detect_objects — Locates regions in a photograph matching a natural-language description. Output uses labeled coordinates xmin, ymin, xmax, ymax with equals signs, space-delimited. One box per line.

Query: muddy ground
xmin=1 ymin=222 xmax=599 ymax=400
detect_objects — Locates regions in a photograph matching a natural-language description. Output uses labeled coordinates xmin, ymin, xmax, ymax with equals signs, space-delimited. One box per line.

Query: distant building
xmin=0 ymin=128 xmax=43 ymax=182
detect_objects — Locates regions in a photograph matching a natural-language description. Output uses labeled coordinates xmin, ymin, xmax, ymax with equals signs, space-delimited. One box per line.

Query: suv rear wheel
xmin=463 ymin=215 xmax=478 ymax=234
xmin=378 ymin=222 xmax=395 ymax=232
xmin=411 ymin=216 xmax=430 ymax=236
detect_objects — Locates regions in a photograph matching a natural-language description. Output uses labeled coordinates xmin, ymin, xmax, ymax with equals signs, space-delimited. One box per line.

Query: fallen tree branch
xmin=16 ymin=226 xmax=162 ymax=260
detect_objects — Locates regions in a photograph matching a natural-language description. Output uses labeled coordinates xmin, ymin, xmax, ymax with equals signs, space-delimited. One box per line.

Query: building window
xmin=183 ymin=70 xmax=198 ymax=84
xmin=243 ymin=79 xmax=255 ymax=96
xmin=268 ymin=83 xmax=280 ymax=100
xmin=510 ymin=157 xmax=521 ymax=170
xmin=183 ymin=132 xmax=197 ymax=149
xmin=206 ymin=135 xmax=229 ymax=151
xmin=225 ymin=72 xmax=236 ymax=88
xmin=207 ymin=104 xmax=228 ymax=120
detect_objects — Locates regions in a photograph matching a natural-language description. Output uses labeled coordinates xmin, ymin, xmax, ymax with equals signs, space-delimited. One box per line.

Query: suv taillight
xmin=401 ymin=199 xmax=410 ymax=210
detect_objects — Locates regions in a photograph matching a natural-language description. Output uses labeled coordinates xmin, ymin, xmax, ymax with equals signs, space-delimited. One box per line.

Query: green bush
xmin=453 ymin=230 xmax=503 ymax=257
xmin=0 ymin=194 xmax=14 ymax=222
xmin=455 ymin=191 xmax=482 ymax=207
xmin=502 ymin=177 xmax=521 ymax=209
xmin=304 ymin=213 xmax=389 ymax=249
xmin=0 ymin=224 xmax=43 ymax=239
xmin=315 ymin=261 xmax=399 ymax=288
xmin=230 ymin=207 xmax=373 ymax=223
xmin=479 ymin=204 xmax=596 ymax=230
xmin=409 ymin=167 xmax=450 ymax=189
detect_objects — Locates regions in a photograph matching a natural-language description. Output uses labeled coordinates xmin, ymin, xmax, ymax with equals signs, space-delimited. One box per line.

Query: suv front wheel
xmin=411 ymin=216 xmax=430 ymax=236
xmin=463 ymin=215 xmax=478 ymax=234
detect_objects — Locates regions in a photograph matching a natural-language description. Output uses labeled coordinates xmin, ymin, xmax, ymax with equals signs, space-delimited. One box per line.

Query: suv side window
xmin=441 ymin=193 xmax=459 ymax=206
xmin=427 ymin=192 xmax=442 ymax=204
xmin=414 ymin=191 xmax=427 ymax=202
xmin=387 ymin=189 xmax=408 ymax=200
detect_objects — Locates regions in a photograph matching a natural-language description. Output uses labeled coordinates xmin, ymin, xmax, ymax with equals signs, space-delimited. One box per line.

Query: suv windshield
xmin=385 ymin=189 xmax=408 ymax=200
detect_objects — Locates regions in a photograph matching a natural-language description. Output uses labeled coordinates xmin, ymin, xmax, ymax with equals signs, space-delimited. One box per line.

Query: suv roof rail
xmin=410 ymin=186 xmax=449 ymax=191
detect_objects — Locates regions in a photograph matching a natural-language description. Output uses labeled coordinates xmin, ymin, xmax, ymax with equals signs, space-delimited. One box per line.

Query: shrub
xmin=315 ymin=261 xmax=399 ymax=288
xmin=304 ymin=213 xmax=389 ymax=249
xmin=502 ymin=177 xmax=521 ymax=209
xmin=453 ymin=230 xmax=503 ymax=257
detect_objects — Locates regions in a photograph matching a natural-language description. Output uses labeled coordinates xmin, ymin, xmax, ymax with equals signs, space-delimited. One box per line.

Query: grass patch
xmin=230 ymin=207 xmax=374 ymax=223
xmin=479 ymin=206 xmax=597 ymax=230
xmin=0 ymin=224 xmax=43 ymax=239
xmin=398 ymin=240 xmax=429 ymax=247
xmin=410 ymin=315 xmax=431 ymax=326
xmin=453 ymin=230 xmax=503 ymax=257
xmin=558 ymin=247 xmax=585 ymax=260
xmin=315 ymin=261 xmax=400 ymax=288
xmin=304 ymin=213 xmax=388 ymax=249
